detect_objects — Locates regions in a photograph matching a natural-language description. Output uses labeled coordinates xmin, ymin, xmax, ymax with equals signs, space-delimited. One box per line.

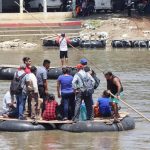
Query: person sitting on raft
xmin=2 ymin=91 xmax=17 ymax=118
xmin=42 ymin=93 xmax=58 ymax=121
xmin=94 ymin=90 xmax=112 ymax=118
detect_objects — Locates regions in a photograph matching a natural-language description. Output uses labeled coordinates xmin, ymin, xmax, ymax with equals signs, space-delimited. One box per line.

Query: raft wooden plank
xmin=0 ymin=112 xmax=129 ymax=124
xmin=0 ymin=116 xmax=73 ymax=124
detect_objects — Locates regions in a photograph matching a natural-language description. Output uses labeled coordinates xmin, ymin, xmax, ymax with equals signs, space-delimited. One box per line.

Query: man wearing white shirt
xmin=2 ymin=91 xmax=17 ymax=118
xmin=26 ymin=66 xmax=39 ymax=119
xmin=56 ymin=33 xmax=71 ymax=67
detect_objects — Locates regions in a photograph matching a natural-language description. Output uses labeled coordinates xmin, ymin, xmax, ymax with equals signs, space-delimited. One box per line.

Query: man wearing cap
xmin=104 ymin=71 xmax=123 ymax=119
xmin=80 ymin=58 xmax=100 ymax=90
xmin=72 ymin=64 xmax=95 ymax=122
xmin=56 ymin=33 xmax=71 ymax=67
xmin=80 ymin=58 xmax=91 ymax=73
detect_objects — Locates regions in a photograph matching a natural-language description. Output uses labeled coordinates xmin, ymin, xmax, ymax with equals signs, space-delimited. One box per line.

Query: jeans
xmin=61 ymin=92 xmax=75 ymax=119
xmin=73 ymin=91 xmax=93 ymax=121
xmin=16 ymin=92 xmax=27 ymax=119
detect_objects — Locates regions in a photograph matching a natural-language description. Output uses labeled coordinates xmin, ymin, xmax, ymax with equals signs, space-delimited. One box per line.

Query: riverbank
xmin=0 ymin=12 xmax=150 ymax=41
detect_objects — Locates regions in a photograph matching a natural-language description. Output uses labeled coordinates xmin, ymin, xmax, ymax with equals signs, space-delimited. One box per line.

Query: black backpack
xmin=10 ymin=72 xmax=26 ymax=95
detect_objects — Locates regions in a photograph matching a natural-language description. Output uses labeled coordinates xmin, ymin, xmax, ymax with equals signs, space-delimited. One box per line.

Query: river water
xmin=0 ymin=46 xmax=149 ymax=150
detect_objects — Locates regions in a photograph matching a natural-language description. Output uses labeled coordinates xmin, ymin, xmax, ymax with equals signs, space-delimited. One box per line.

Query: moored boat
xmin=43 ymin=38 xmax=106 ymax=48
xmin=0 ymin=65 xmax=77 ymax=80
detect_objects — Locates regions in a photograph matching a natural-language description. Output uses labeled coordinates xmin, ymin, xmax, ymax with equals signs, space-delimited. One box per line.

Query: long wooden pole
xmin=109 ymin=92 xmax=150 ymax=122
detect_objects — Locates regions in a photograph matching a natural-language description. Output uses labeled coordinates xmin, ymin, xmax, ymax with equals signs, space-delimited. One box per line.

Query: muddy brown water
xmin=0 ymin=45 xmax=149 ymax=150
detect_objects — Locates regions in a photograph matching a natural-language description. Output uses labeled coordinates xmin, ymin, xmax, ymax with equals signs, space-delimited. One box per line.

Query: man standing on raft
xmin=104 ymin=71 xmax=123 ymax=120
xmin=56 ymin=33 xmax=71 ymax=67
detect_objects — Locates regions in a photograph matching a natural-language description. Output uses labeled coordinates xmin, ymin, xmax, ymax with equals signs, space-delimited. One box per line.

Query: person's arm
xmin=55 ymin=36 xmax=60 ymax=44
xmin=72 ymin=75 xmax=79 ymax=92
xmin=57 ymin=80 xmax=61 ymax=98
xmin=43 ymin=79 xmax=48 ymax=94
xmin=42 ymin=70 xmax=48 ymax=94
xmin=93 ymin=101 xmax=99 ymax=108
xmin=66 ymin=37 xmax=71 ymax=44
xmin=113 ymin=78 xmax=122 ymax=96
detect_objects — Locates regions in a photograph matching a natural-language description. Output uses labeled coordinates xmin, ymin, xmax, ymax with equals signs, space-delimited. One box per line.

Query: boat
xmin=43 ymin=38 xmax=106 ymax=48
xmin=0 ymin=65 xmax=77 ymax=80
xmin=111 ymin=40 xmax=149 ymax=48
xmin=0 ymin=112 xmax=135 ymax=132
xmin=43 ymin=37 xmax=81 ymax=47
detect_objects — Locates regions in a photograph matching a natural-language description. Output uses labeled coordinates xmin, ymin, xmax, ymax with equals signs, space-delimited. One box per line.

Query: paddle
xmin=109 ymin=92 xmax=150 ymax=122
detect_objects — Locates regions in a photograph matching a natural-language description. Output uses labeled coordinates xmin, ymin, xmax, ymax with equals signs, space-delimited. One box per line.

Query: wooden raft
xmin=0 ymin=112 xmax=129 ymax=124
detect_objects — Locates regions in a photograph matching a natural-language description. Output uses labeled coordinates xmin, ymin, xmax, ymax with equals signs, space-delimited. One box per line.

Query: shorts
xmin=110 ymin=92 xmax=124 ymax=104
xmin=60 ymin=51 xmax=68 ymax=59
xmin=100 ymin=106 xmax=111 ymax=117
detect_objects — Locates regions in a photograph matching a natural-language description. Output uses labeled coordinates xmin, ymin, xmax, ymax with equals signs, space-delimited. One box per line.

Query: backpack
xmin=10 ymin=72 xmax=26 ymax=95
xmin=77 ymin=73 xmax=94 ymax=96
xmin=92 ymin=74 xmax=100 ymax=89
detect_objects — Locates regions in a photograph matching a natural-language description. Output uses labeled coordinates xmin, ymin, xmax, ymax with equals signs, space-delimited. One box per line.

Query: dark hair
xmin=30 ymin=66 xmax=37 ymax=73
xmin=104 ymin=71 xmax=113 ymax=76
xmin=22 ymin=57 xmax=31 ymax=63
xmin=43 ymin=59 xmax=51 ymax=66
xmin=46 ymin=93 xmax=55 ymax=101
xmin=102 ymin=90 xmax=110 ymax=98
xmin=62 ymin=67 xmax=69 ymax=74
xmin=61 ymin=33 xmax=65 ymax=37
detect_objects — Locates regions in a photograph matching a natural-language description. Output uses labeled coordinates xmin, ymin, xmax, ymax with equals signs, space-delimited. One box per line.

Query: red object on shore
xmin=0 ymin=21 xmax=81 ymax=28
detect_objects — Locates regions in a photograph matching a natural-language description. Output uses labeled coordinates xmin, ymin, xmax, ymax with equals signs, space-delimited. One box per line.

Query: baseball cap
xmin=80 ymin=58 xmax=87 ymax=65
xmin=76 ymin=64 xmax=84 ymax=69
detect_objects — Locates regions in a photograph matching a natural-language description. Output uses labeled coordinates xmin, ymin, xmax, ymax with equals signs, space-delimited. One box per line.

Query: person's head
xmin=22 ymin=57 xmax=31 ymax=66
xmin=104 ymin=71 xmax=113 ymax=80
xmin=61 ymin=33 xmax=65 ymax=37
xmin=30 ymin=66 xmax=37 ymax=75
xmin=62 ymin=67 xmax=69 ymax=74
xmin=76 ymin=64 xmax=84 ymax=71
xmin=80 ymin=58 xmax=87 ymax=65
xmin=43 ymin=59 xmax=51 ymax=70
xmin=47 ymin=93 xmax=55 ymax=101
xmin=102 ymin=90 xmax=110 ymax=98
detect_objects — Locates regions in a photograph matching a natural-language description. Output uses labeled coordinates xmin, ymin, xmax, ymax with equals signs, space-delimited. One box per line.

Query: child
xmin=94 ymin=90 xmax=112 ymax=117
xmin=42 ymin=93 xmax=58 ymax=121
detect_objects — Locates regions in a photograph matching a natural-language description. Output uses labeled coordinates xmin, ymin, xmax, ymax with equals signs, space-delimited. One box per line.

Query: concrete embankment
xmin=0 ymin=12 xmax=82 ymax=43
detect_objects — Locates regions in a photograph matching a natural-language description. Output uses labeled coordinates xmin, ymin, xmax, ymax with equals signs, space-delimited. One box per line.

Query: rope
xmin=14 ymin=1 xmax=104 ymax=73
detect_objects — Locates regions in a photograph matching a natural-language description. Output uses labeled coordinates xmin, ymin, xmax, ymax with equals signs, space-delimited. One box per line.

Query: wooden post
xmin=72 ymin=0 xmax=76 ymax=17
xmin=20 ymin=0 xmax=24 ymax=13
xmin=43 ymin=0 xmax=47 ymax=13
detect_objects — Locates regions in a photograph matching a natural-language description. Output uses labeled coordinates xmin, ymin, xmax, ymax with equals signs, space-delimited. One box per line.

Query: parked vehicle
xmin=2 ymin=0 xmax=20 ymax=12
xmin=94 ymin=0 xmax=126 ymax=12
xmin=94 ymin=0 xmax=113 ymax=12
xmin=27 ymin=0 xmax=63 ymax=12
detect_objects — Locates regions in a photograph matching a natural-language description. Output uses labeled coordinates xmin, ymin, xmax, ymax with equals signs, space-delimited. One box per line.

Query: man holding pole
xmin=104 ymin=71 xmax=123 ymax=120
xmin=56 ymin=33 xmax=71 ymax=67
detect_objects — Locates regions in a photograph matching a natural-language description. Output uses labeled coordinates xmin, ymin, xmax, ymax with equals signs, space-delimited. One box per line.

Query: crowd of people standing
xmin=1 ymin=55 xmax=123 ymax=123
